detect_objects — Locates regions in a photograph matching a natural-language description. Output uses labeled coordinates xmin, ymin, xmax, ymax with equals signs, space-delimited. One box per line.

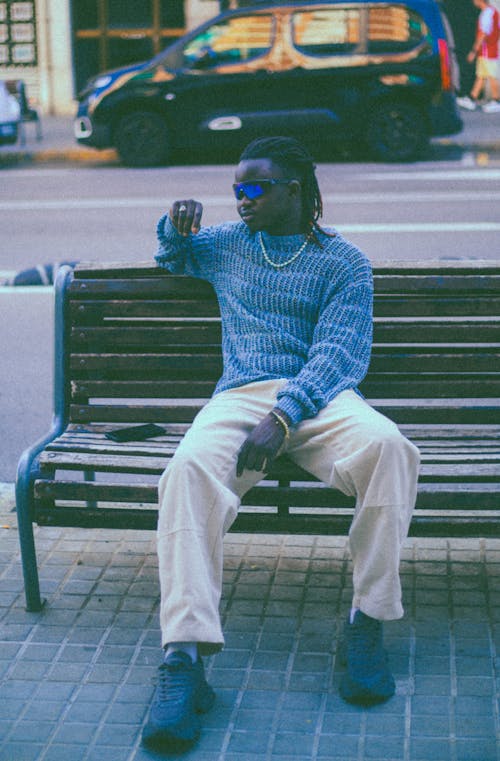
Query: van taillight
xmin=438 ymin=38 xmax=452 ymax=91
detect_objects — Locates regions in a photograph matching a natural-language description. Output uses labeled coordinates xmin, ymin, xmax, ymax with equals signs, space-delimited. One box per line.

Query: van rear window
xmin=292 ymin=9 xmax=361 ymax=57
xmin=367 ymin=6 xmax=431 ymax=53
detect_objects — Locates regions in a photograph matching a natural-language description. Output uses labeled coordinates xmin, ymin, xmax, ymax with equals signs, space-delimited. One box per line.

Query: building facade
xmin=0 ymin=0 xmax=218 ymax=114
xmin=0 ymin=0 xmax=496 ymax=116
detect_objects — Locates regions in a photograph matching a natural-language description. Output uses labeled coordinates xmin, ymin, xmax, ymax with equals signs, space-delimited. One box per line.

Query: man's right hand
xmin=170 ymin=199 xmax=203 ymax=237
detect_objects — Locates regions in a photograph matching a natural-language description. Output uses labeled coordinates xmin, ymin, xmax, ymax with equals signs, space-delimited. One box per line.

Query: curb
xmin=0 ymin=147 xmax=118 ymax=165
xmin=433 ymin=139 xmax=500 ymax=154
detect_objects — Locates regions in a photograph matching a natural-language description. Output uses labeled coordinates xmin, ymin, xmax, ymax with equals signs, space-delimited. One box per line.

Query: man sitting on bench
xmin=143 ymin=136 xmax=421 ymax=753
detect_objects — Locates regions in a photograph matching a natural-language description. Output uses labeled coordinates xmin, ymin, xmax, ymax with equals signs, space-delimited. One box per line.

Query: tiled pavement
xmin=0 ymin=482 xmax=499 ymax=761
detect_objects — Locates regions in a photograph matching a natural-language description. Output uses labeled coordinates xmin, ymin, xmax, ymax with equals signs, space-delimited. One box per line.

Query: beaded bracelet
xmin=270 ymin=409 xmax=291 ymax=440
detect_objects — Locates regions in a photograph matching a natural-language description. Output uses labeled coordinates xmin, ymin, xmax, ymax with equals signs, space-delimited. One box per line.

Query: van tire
xmin=115 ymin=110 xmax=169 ymax=167
xmin=366 ymin=102 xmax=427 ymax=162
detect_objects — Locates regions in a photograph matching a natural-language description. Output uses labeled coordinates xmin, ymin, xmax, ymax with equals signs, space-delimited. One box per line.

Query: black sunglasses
xmin=232 ymin=179 xmax=292 ymax=201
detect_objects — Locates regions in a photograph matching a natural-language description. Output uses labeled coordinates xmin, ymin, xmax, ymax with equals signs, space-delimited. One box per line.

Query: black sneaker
xmin=339 ymin=610 xmax=395 ymax=706
xmin=142 ymin=651 xmax=215 ymax=752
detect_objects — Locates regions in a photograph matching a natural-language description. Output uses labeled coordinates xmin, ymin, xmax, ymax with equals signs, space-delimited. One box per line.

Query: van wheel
xmin=366 ymin=103 xmax=427 ymax=162
xmin=115 ymin=111 xmax=169 ymax=167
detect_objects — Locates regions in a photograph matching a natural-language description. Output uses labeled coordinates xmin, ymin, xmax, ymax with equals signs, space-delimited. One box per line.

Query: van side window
xmin=367 ymin=6 xmax=431 ymax=53
xmin=291 ymin=9 xmax=361 ymax=57
xmin=183 ymin=15 xmax=274 ymax=69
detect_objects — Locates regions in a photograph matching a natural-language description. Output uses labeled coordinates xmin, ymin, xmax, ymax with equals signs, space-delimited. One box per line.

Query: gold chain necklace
xmin=258 ymin=231 xmax=312 ymax=269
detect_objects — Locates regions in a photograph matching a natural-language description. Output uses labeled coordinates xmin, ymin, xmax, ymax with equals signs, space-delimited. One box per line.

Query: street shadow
xmin=164 ymin=139 xmax=465 ymax=168
xmin=83 ymin=134 xmax=466 ymax=170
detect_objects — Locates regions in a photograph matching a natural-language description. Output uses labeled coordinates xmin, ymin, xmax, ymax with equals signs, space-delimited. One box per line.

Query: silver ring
xmin=178 ymin=204 xmax=187 ymax=213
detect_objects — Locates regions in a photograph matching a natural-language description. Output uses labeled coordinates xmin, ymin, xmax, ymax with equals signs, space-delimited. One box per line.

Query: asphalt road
xmin=1 ymin=157 xmax=500 ymax=481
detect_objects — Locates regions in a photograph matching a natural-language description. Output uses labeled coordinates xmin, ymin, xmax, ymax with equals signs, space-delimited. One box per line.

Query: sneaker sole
xmin=142 ymin=726 xmax=200 ymax=753
xmin=339 ymin=674 xmax=395 ymax=706
xmin=196 ymin=681 xmax=216 ymax=714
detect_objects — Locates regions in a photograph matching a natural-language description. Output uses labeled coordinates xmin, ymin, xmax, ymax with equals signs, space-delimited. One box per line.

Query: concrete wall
xmin=0 ymin=0 xmax=73 ymax=115
xmin=186 ymin=0 xmax=220 ymax=28
xmin=36 ymin=0 xmax=74 ymax=114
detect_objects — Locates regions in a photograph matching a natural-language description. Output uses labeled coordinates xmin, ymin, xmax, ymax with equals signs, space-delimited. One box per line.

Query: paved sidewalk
xmin=0 ymin=108 xmax=499 ymax=165
xmin=0 ymin=483 xmax=499 ymax=761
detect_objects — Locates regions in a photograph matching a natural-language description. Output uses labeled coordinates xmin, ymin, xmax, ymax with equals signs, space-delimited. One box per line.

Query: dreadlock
xmin=239 ymin=136 xmax=331 ymax=243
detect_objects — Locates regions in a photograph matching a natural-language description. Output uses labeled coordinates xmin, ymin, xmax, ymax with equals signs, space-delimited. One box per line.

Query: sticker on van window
xmin=208 ymin=116 xmax=242 ymax=131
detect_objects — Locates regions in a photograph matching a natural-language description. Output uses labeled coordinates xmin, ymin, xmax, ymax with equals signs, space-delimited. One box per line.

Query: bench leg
xmin=15 ymin=474 xmax=44 ymax=612
xmin=84 ymin=469 xmax=97 ymax=509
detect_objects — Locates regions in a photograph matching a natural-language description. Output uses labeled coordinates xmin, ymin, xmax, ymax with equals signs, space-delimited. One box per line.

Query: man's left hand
xmin=237 ymin=412 xmax=288 ymax=477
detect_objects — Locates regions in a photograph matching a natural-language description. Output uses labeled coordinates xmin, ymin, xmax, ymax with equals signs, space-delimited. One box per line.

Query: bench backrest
xmin=59 ymin=261 xmax=500 ymax=428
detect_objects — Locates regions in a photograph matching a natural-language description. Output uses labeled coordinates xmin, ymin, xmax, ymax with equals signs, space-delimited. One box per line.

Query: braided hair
xmin=239 ymin=136 xmax=330 ymax=241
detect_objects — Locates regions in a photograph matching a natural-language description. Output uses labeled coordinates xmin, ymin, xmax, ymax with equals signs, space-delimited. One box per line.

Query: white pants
xmin=157 ymin=380 xmax=420 ymax=654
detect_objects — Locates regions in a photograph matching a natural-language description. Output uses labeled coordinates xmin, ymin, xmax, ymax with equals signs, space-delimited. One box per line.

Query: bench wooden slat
xmin=70 ymin=403 xmax=202 ymax=424
xmin=70 ymin=377 xmax=500 ymax=401
xmin=71 ymin=325 xmax=223 ymax=348
xmin=39 ymin=450 xmax=170 ymax=474
xmin=35 ymin=481 xmax=498 ymax=521
xmin=69 ymin=276 xmax=215 ymax=298
xmin=70 ymin=271 xmax=500 ymax=294
xmin=70 ymin=323 xmax=497 ymax=348
xmin=374 ymin=296 xmax=500 ymax=317
xmin=44 ymin=440 xmax=500 ymax=462
xmin=70 ymin=300 xmax=222 ymax=322
xmin=68 ymin=350 xmax=498 ymax=379
xmin=69 ymin=296 xmax=500 ymax=322
xmin=64 ymin=421 xmax=191 ymax=435
xmin=73 ymin=259 xmax=500 ymax=276
xmin=37 ymin=449 xmax=500 ymax=482
xmin=372 ymin=323 xmax=498 ymax=342
xmin=71 ymin=380 xmax=217 ymax=401
xmin=70 ymin=354 xmax=223 ymax=377
xmin=399 ymin=424 xmax=500 ymax=439
xmin=359 ymin=379 xmax=500 ymax=398
xmin=33 ymin=479 xmax=500 ymax=511
xmin=69 ymin=402 xmax=500 ymax=425
xmin=369 ymin=351 xmax=500 ymax=372
xmin=41 ymin=439 xmax=500 ymax=466
xmin=32 ymin=505 xmax=500 ymax=537
xmin=43 ymin=426 xmax=498 ymax=463
xmin=70 ymin=354 xmax=500 ymax=375
xmin=372 ymin=274 xmax=500 ymax=293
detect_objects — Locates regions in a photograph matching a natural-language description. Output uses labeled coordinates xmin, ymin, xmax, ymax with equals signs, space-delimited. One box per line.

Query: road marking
xmin=363 ymin=169 xmax=500 ymax=180
xmin=339 ymin=222 xmax=500 ymax=232
xmin=323 ymin=191 xmax=499 ymax=203
xmin=0 ymin=286 xmax=53 ymax=294
xmin=0 ymin=168 xmax=72 ymax=177
xmin=1 ymin=190 xmax=500 ymax=211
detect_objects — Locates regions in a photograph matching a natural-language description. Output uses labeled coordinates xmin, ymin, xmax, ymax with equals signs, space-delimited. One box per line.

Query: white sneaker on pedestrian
xmin=482 ymin=100 xmax=500 ymax=113
xmin=456 ymin=96 xmax=477 ymax=111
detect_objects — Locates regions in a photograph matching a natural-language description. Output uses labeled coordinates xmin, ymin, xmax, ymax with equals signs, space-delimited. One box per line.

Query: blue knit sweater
xmin=156 ymin=215 xmax=373 ymax=426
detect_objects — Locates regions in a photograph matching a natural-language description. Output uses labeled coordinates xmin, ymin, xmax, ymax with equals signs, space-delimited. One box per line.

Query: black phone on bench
xmin=105 ymin=424 xmax=166 ymax=442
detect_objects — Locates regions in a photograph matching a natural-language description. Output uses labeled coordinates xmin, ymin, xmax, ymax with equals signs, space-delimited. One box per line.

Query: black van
xmin=74 ymin=0 xmax=462 ymax=165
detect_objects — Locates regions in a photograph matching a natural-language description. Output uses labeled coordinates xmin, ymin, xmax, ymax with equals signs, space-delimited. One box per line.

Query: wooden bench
xmin=16 ymin=260 xmax=500 ymax=611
